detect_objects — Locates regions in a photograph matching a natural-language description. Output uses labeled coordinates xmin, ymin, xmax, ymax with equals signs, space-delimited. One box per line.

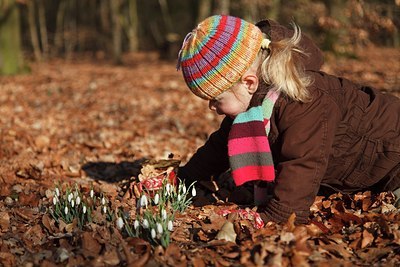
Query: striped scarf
xmin=228 ymin=91 xmax=280 ymax=186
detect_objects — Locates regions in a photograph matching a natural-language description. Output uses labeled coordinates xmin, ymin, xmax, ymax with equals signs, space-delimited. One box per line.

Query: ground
xmin=0 ymin=46 xmax=399 ymax=266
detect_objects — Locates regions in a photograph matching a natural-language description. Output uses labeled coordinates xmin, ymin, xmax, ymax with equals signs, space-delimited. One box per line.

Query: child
xmin=176 ymin=15 xmax=400 ymax=224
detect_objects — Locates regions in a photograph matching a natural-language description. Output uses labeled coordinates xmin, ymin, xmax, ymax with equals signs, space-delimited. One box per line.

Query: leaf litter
xmin=0 ymin=48 xmax=399 ymax=266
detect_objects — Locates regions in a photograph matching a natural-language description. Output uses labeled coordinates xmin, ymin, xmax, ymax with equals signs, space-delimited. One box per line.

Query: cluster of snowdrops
xmin=47 ymin=164 xmax=196 ymax=248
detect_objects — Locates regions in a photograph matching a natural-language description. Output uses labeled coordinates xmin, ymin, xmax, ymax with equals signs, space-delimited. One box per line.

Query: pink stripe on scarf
xmin=232 ymin=165 xmax=275 ymax=186
xmin=232 ymin=166 xmax=275 ymax=186
xmin=228 ymin=136 xmax=270 ymax=156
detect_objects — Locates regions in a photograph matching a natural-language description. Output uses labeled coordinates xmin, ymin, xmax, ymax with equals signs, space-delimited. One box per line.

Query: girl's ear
xmin=241 ymin=74 xmax=259 ymax=94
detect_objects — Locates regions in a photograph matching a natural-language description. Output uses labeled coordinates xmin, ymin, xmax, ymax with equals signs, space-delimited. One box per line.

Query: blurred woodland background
xmin=0 ymin=0 xmax=399 ymax=75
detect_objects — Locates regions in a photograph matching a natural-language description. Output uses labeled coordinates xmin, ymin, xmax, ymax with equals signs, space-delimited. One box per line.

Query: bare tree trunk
xmin=126 ymin=0 xmax=138 ymax=52
xmin=0 ymin=0 xmax=24 ymax=74
xmin=158 ymin=0 xmax=173 ymax=33
xmin=197 ymin=0 xmax=212 ymax=22
xmin=266 ymin=0 xmax=281 ymax=21
xmin=27 ymin=0 xmax=41 ymax=61
xmin=37 ymin=0 xmax=48 ymax=59
xmin=110 ymin=0 xmax=122 ymax=64
xmin=65 ymin=0 xmax=77 ymax=60
xmin=242 ymin=0 xmax=259 ymax=22
xmin=215 ymin=0 xmax=230 ymax=15
xmin=100 ymin=0 xmax=110 ymax=33
xmin=323 ymin=0 xmax=349 ymax=52
xmin=54 ymin=0 xmax=66 ymax=55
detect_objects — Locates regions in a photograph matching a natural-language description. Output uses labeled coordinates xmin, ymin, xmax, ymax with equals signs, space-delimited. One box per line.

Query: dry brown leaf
xmin=23 ymin=224 xmax=46 ymax=246
xmin=361 ymin=229 xmax=374 ymax=248
xmin=284 ymin=213 xmax=296 ymax=232
xmin=0 ymin=212 xmax=10 ymax=233
xmin=357 ymin=247 xmax=392 ymax=262
xmin=102 ymin=247 xmax=120 ymax=266
xmin=82 ymin=232 xmax=102 ymax=257
xmin=215 ymin=221 xmax=237 ymax=243
xmin=320 ymin=243 xmax=353 ymax=260
xmin=192 ymin=256 xmax=206 ymax=267
xmin=165 ymin=243 xmax=187 ymax=267
xmin=41 ymin=214 xmax=57 ymax=234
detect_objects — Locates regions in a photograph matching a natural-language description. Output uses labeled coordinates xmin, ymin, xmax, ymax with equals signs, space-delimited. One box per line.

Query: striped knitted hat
xmin=177 ymin=15 xmax=263 ymax=100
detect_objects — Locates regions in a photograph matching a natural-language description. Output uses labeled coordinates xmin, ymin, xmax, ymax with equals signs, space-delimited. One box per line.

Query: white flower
xmin=53 ymin=196 xmax=58 ymax=206
xmin=103 ymin=206 xmax=107 ymax=214
xmin=154 ymin=193 xmax=160 ymax=205
xmin=166 ymin=184 xmax=171 ymax=194
xmin=143 ymin=219 xmax=149 ymax=229
xmin=55 ymin=188 xmax=60 ymax=197
xmin=76 ymin=196 xmax=81 ymax=206
xmin=101 ymin=197 xmax=106 ymax=205
xmin=140 ymin=195 xmax=148 ymax=207
xmin=191 ymin=186 xmax=196 ymax=197
xmin=71 ymin=199 xmax=75 ymax=208
xmin=64 ymin=206 xmax=68 ymax=215
xmin=161 ymin=209 xmax=167 ymax=220
xmin=151 ymin=228 xmax=156 ymax=238
xmin=90 ymin=189 xmax=94 ymax=198
xmin=177 ymin=194 xmax=181 ymax=202
xmin=116 ymin=217 xmax=124 ymax=229
xmin=182 ymin=185 xmax=187 ymax=194
xmin=168 ymin=220 xmax=173 ymax=231
xmin=134 ymin=220 xmax=139 ymax=230
xmin=83 ymin=205 xmax=87 ymax=214
xmin=68 ymin=193 xmax=73 ymax=202
xmin=157 ymin=223 xmax=163 ymax=234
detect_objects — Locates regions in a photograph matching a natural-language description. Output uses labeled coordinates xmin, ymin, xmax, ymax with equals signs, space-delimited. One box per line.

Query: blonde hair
xmin=255 ymin=24 xmax=312 ymax=103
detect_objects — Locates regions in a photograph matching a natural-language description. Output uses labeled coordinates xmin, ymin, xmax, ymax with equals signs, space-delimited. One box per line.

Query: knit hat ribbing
xmin=178 ymin=15 xmax=263 ymax=100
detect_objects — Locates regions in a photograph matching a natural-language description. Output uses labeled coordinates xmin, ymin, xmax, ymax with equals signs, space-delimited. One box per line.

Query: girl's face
xmin=208 ymin=82 xmax=253 ymax=118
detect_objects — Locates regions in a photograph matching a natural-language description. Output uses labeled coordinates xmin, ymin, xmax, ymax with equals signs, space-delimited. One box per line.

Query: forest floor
xmin=0 ymin=46 xmax=399 ymax=266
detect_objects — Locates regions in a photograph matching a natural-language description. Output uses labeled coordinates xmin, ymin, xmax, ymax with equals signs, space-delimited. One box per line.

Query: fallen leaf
xmin=361 ymin=229 xmax=374 ymax=248
xmin=81 ymin=232 xmax=102 ymax=257
xmin=0 ymin=212 xmax=10 ymax=232
xmin=215 ymin=221 xmax=237 ymax=243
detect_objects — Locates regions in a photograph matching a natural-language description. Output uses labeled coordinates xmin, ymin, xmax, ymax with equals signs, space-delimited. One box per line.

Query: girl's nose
xmin=209 ymin=100 xmax=217 ymax=111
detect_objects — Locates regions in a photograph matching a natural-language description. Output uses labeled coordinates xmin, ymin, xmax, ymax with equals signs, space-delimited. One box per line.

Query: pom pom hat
xmin=178 ymin=15 xmax=264 ymax=100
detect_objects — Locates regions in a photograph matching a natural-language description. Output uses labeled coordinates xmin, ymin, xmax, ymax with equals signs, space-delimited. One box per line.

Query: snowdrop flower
xmin=90 ymin=189 xmax=94 ymax=198
xmin=76 ymin=196 xmax=81 ymax=206
xmin=166 ymin=184 xmax=171 ymax=195
xmin=71 ymin=199 xmax=75 ymax=208
xmin=157 ymin=223 xmax=163 ymax=234
xmin=154 ymin=193 xmax=160 ymax=205
xmin=64 ymin=206 xmax=68 ymax=215
xmin=143 ymin=219 xmax=149 ymax=229
xmin=103 ymin=206 xmax=107 ymax=214
xmin=161 ymin=209 xmax=167 ymax=220
xmin=182 ymin=185 xmax=187 ymax=194
xmin=83 ymin=205 xmax=87 ymax=214
xmin=168 ymin=220 xmax=173 ymax=231
xmin=151 ymin=228 xmax=156 ymax=239
xmin=55 ymin=188 xmax=60 ymax=197
xmin=53 ymin=196 xmax=58 ymax=206
xmin=101 ymin=197 xmax=106 ymax=205
xmin=116 ymin=217 xmax=124 ymax=229
xmin=140 ymin=195 xmax=148 ymax=207
xmin=177 ymin=194 xmax=181 ymax=202
xmin=192 ymin=186 xmax=196 ymax=197
xmin=68 ymin=193 xmax=73 ymax=203
xmin=134 ymin=219 xmax=140 ymax=230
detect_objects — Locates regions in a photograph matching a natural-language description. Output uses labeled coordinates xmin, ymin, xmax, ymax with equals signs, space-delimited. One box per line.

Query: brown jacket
xmin=179 ymin=20 xmax=400 ymax=223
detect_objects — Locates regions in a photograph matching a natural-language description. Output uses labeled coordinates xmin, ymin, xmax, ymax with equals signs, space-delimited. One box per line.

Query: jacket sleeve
xmin=178 ymin=116 xmax=233 ymax=185
xmin=261 ymin=89 xmax=340 ymax=224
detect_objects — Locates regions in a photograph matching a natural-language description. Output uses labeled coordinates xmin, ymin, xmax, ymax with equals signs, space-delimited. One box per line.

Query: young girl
xmin=176 ymin=15 xmax=400 ymax=224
